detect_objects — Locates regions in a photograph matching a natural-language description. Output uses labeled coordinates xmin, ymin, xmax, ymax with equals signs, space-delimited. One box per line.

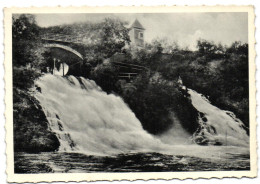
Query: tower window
xmin=139 ymin=32 xmax=143 ymax=39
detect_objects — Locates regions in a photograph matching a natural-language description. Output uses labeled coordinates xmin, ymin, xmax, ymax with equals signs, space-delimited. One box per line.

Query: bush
xmin=90 ymin=62 xmax=120 ymax=93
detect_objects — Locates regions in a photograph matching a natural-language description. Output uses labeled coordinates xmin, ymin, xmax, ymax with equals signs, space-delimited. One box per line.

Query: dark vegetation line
xmin=12 ymin=14 xmax=249 ymax=153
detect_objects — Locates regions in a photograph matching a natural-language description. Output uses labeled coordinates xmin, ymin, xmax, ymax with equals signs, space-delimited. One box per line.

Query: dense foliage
xmin=124 ymin=39 xmax=249 ymax=131
xmin=119 ymin=72 xmax=199 ymax=134
xmin=91 ymin=38 xmax=249 ymax=134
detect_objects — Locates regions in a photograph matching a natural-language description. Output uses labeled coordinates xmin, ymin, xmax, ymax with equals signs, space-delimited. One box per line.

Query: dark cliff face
xmin=13 ymin=87 xmax=60 ymax=153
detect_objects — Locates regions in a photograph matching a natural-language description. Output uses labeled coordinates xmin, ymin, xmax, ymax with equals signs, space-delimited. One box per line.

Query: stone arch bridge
xmin=41 ymin=33 xmax=147 ymax=80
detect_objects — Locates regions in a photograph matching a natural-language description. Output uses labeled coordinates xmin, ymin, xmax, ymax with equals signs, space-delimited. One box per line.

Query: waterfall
xmin=188 ymin=89 xmax=249 ymax=147
xmin=34 ymin=74 xmax=165 ymax=155
xmin=34 ymin=74 xmax=249 ymax=156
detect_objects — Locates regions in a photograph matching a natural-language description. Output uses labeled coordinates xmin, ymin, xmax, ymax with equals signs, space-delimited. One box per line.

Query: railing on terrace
xmin=118 ymin=73 xmax=139 ymax=79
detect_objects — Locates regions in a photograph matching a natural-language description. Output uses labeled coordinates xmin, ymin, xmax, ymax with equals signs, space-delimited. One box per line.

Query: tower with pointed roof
xmin=129 ymin=19 xmax=145 ymax=48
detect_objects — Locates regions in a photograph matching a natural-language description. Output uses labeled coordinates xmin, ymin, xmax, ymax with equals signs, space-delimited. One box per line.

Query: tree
xmin=197 ymin=39 xmax=217 ymax=55
xmin=12 ymin=14 xmax=43 ymax=67
xmin=90 ymin=18 xmax=131 ymax=60
xmin=12 ymin=14 xmax=39 ymax=41
xmin=226 ymin=41 xmax=248 ymax=56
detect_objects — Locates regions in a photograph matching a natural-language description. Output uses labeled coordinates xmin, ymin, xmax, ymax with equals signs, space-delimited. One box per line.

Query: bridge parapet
xmin=42 ymin=33 xmax=86 ymax=44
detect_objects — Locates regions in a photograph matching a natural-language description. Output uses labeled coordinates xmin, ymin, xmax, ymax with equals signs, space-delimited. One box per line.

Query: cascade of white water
xmin=39 ymin=107 xmax=77 ymax=151
xmin=34 ymin=74 xmax=165 ymax=155
xmin=188 ymin=89 xmax=249 ymax=147
xmin=34 ymin=74 xmax=249 ymax=156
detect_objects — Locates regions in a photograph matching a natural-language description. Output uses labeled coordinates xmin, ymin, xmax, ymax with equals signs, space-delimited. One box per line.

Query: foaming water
xmin=34 ymin=74 xmax=249 ymax=158
xmin=156 ymin=112 xmax=192 ymax=145
xmin=35 ymin=74 xmax=165 ymax=155
xmin=188 ymin=89 xmax=249 ymax=147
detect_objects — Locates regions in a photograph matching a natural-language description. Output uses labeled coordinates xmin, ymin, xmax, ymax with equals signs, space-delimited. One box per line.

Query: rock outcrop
xmin=13 ymin=88 xmax=60 ymax=153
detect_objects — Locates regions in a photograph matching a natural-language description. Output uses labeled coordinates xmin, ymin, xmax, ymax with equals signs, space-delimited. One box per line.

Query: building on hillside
xmin=129 ymin=19 xmax=145 ymax=48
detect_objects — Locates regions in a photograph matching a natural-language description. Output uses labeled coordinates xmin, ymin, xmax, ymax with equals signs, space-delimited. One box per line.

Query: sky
xmin=35 ymin=13 xmax=248 ymax=50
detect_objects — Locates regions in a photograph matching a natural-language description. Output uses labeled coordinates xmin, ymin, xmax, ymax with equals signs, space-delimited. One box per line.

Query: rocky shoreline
xmin=13 ymin=87 xmax=60 ymax=153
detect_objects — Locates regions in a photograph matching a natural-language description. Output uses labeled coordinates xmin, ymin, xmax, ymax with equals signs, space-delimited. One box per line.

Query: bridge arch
xmin=44 ymin=43 xmax=84 ymax=60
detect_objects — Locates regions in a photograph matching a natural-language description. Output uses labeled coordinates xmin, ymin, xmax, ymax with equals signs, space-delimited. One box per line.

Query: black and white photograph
xmin=4 ymin=6 xmax=256 ymax=182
